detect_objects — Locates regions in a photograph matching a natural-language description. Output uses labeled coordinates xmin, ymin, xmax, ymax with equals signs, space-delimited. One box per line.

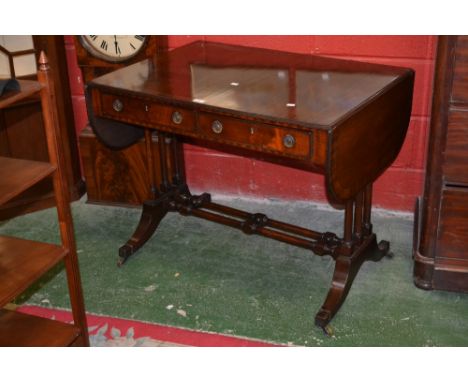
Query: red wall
xmin=64 ymin=35 xmax=437 ymax=212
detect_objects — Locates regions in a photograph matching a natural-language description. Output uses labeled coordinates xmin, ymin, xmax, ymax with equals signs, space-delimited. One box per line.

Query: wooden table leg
xmin=315 ymin=233 xmax=380 ymax=331
xmin=118 ymin=197 xmax=170 ymax=266
xmin=118 ymin=131 xmax=187 ymax=266
xmin=315 ymin=185 xmax=390 ymax=333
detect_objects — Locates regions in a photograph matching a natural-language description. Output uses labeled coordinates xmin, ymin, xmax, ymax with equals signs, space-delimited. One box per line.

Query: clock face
xmin=79 ymin=35 xmax=147 ymax=63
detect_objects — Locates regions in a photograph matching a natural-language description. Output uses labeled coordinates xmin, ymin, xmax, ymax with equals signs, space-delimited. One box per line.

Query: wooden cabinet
xmin=413 ymin=36 xmax=468 ymax=292
xmin=75 ymin=35 xmax=168 ymax=206
xmin=0 ymin=53 xmax=88 ymax=346
xmin=79 ymin=125 xmax=152 ymax=206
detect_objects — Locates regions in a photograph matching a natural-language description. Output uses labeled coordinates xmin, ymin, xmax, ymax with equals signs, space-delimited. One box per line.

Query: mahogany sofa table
xmin=86 ymin=41 xmax=414 ymax=332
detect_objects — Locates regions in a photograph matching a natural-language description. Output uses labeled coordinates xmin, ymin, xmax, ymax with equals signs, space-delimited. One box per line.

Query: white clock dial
xmin=80 ymin=35 xmax=147 ymax=63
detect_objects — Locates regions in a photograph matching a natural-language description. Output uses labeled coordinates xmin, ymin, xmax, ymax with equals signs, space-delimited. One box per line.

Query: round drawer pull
xmin=171 ymin=111 xmax=183 ymax=125
xmin=283 ymin=134 xmax=296 ymax=148
xmin=112 ymin=99 xmax=124 ymax=112
xmin=211 ymin=120 xmax=223 ymax=134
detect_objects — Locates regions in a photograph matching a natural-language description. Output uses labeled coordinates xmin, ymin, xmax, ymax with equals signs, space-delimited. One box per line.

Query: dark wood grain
xmin=76 ymin=36 xmax=169 ymax=206
xmin=92 ymin=41 xmax=409 ymax=130
xmin=0 ymin=235 xmax=66 ymax=307
xmin=37 ymin=52 xmax=89 ymax=345
xmin=414 ymin=36 xmax=468 ymax=293
xmin=452 ymin=36 xmax=468 ymax=104
xmin=80 ymin=126 xmax=152 ymax=206
xmin=89 ymin=41 xmax=413 ymax=203
xmin=197 ymin=111 xmax=312 ymax=160
xmin=436 ymin=188 xmax=468 ymax=259
xmin=0 ymin=309 xmax=81 ymax=347
xmin=443 ymin=109 xmax=468 ymax=185
xmin=0 ymin=157 xmax=55 ymax=205
xmin=415 ymin=37 xmax=456 ymax=266
xmin=0 ymin=81 xmax=42 ymax=109
xmin=0 ymin=52 xmax=89 ymax=346
xmin=88 ymin=41 xmax=411 ymax=330
xmin=328 ymin=73 xmax=414 ymax=202
xmin=0 ymin=36 xmax=85 ymax=221
xmin=99 ymin=91 xmax=197 ymax=134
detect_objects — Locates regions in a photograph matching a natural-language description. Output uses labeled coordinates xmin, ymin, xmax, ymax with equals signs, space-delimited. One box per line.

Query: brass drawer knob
xmin=112 ymin=99 xmax=124 ymax=112
xmin=212 ymin=120 xmax=223 ymax=134
xmin=171 ymin=111 xmax=183 ymax=125
xmin=283 ymin=134 xmax=296 ymax=148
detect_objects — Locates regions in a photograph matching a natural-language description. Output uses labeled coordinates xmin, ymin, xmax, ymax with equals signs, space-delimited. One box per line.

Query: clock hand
xmin=114 ymin=35 xmax=120 ymax=55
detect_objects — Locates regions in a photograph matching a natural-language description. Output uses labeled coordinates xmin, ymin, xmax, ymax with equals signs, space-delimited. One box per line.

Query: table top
xmin=90 ymin=41 xmax=412 ymax=129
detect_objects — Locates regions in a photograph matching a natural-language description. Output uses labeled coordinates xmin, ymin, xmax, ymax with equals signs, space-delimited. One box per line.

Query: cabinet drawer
xmin=452 ymin=37 xmax=468 ymax=104
xmin=437 ymin=187 xmax=468 ymax=260
xmin=198 ymin=112 xmax=311 ymax=159
xmin=444 ymin=110 xmax=468 ymax=185
xmin=99 ymin=93 xmax=196 ymax=133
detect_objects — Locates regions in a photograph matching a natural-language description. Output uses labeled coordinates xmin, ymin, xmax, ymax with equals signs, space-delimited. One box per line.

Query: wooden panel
xmin=1 ymin=101 xmax=48 ymax=161
xmin=98 ymin=92 xmax=196 ymax=133
xmin=444 ymin=109 xmax=468 ymax=185
xmin=0 ymin=156 xmax=55 ymax=205
xmin=0 ymin=309 xmax=80 ymax=346
xmin=79 ymin=126 xmax=152 ymax=205
xmin=198 ymin=112 xmax=311 ymax=160
xmin=0 ymin=81 xmax=42 ymax=109
xmin=436 ymin=187 xmax=468 ymax=260
xmin=0 ymin=36 xmax=84 ymax=220
xmin=416 ymin=36 xmax=457 ymax=263
xmin=433 ymin=256 xmax=468 ymax=292
xmin=452 ymin=36 xmax=468 ymax=104
xmin=0 ymin=235 xmax=67 ymax=307
xmin=33 ymin=36 xmax=83 ymax=198
xmin=329 ymin=72 xmax=414 ymax=202
xmin=414 ymin=36 xmax=468 ymax=293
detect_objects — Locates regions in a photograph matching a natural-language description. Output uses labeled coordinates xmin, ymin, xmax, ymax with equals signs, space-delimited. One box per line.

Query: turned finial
xmin=38 ymin=51 xmax=50 ymax=71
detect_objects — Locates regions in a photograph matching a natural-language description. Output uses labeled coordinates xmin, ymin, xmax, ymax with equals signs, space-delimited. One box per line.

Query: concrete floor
xmin=1 ymin=195 xmax=468 ymax=346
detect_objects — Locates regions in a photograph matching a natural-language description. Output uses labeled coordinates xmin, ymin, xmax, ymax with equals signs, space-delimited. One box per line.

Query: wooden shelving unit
xmin=0 ymin=53 xmax=89 ymax=346
xmin=0 ymin=309 xmax=81 ymax=346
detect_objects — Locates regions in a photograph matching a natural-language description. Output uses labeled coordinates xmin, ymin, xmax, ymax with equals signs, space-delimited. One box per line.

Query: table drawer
xmin=99 ymin=92 xmax=196 ymax=133
xmin=198 ymin=112 xmax=311 ymax=159
xmin=444 ymin=110 xmax=468 ymax=185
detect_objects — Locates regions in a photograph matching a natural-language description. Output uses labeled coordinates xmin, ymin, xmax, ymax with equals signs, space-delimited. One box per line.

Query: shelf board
xmin=0 ymin=235 xmax=67 ymax=307
xmin=0 ymin=80 xmax=42 ymax=109
xmin=0 ymin=156 xmax=56 ymax=205
xmin=0 ymin=309 xmax=81 ymax=346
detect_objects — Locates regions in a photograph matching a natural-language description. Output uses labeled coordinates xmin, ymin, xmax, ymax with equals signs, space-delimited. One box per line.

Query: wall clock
xmin=74 ymin=35 xmax=166 ymax=82
xmin=78 ymin=35 xmax=148 ymax=63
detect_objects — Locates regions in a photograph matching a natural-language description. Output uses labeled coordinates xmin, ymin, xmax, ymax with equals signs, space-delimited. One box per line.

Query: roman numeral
xmin=134 ymin=35 xmax=145 ymax=42
xmin=90 ymin=35 xmax=97 ymax=41
xmin=100 ymin=40 xmax=108 ymax=50
xmin=130 ymin=43 xmax=136 ymax=50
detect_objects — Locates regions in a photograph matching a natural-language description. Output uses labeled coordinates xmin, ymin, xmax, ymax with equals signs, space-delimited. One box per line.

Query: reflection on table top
xmin=91 ymin=41 xmax=410 ymax=128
